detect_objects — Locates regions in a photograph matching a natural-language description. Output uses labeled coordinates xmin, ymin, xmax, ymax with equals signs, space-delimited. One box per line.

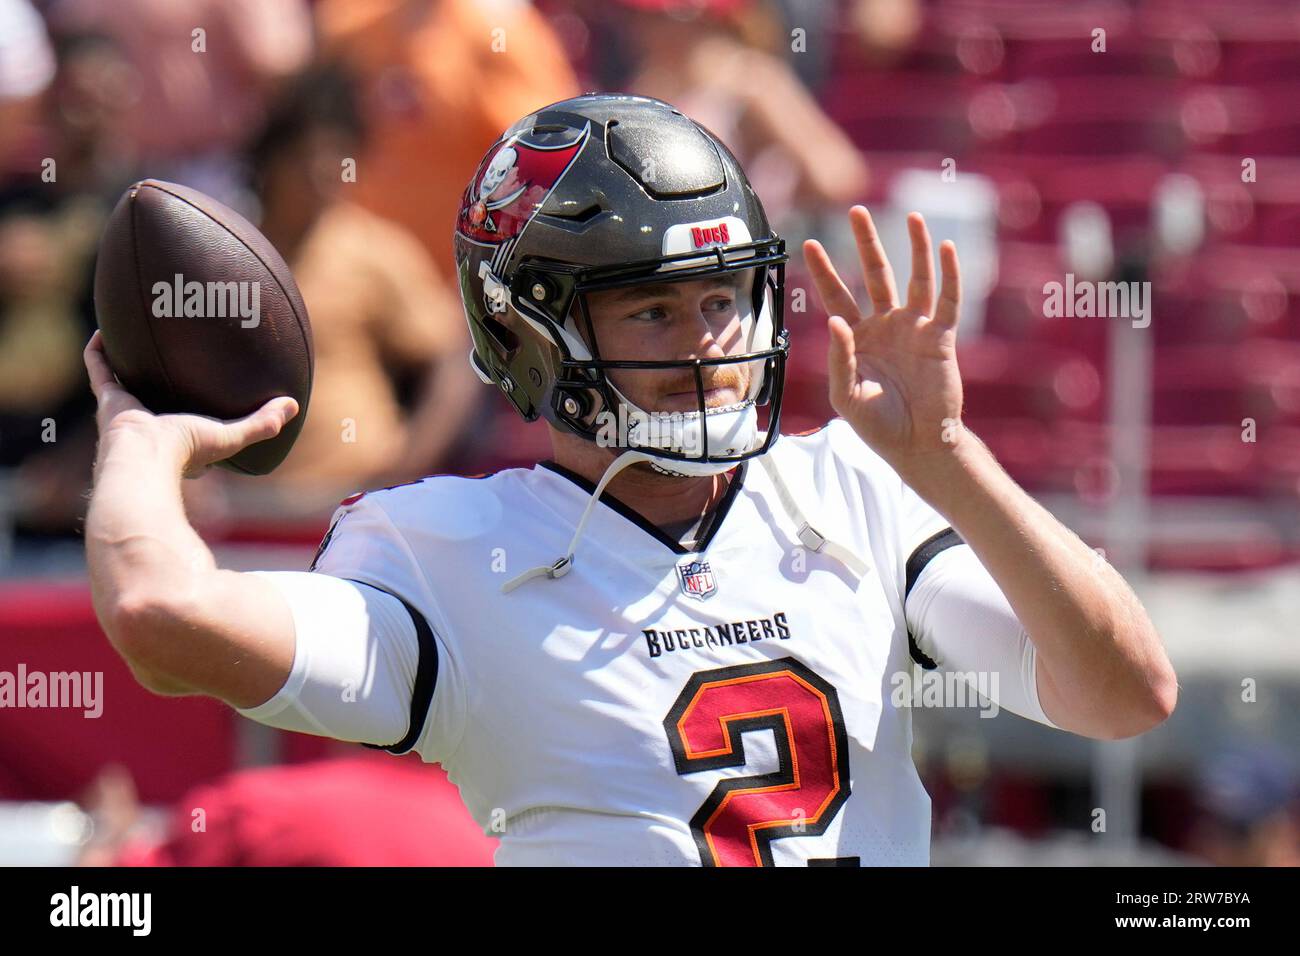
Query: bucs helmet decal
xmin=456 ymin=123 xmax=591 ymax=244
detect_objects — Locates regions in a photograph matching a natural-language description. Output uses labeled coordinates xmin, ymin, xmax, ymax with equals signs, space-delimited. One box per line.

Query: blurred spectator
xmin=609 ymin=0 xmax=868 ymax=229
xmin=315 ymin=0 xmax=580 ymax=283
xmin=0 ymin=30 xmax=145 ymax=535
xmin=0 ymin=0 xmax=56 ymax=172
xmin=215 ymin=66 xmax=481 ymax=519
xmin=1186 ymin=746 xmax=1300 ymax=867
xmin=44 ymin=0 xmax=314 ymax=203
xmin=849 ymin=0 xmax=923 ymax=67
xmin=79 ymin=752 xmax=498 ymax=866
xmin=768 ymin=0 xmax=839 ymax=91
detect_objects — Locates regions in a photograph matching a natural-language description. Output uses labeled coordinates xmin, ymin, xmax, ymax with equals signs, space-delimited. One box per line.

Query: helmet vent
xmin=543 ymin=202 xmax=603 ymax=224
xmin=606 ymin=112 xmax=725 ymax=199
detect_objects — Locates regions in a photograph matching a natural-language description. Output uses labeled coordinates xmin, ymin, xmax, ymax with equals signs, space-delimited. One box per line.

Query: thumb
xmin=209 ymin=397 xmax=299 ymax=460
xmin=826 ymin=315 xmax=856 ymax=405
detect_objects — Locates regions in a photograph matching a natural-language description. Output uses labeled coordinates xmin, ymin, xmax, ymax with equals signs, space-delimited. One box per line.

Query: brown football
xmin=93 ymin=179 xmax=313 ymax=475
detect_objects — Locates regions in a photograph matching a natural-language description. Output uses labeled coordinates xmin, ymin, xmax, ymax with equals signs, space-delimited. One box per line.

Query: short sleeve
xmin=904 ymin=545 xmax=1060 ymax=729
xmin=248 ymin=493 xmax=469 ymax=764
xmin=892 ymin=467 xmax=969 ymax=670
xmin=234 ymin=571 xmax=422 ymax=747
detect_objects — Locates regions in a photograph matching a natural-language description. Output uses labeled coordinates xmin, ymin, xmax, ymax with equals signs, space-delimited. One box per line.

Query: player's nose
xmin=677 ymin=307 xmax=733 ymax=361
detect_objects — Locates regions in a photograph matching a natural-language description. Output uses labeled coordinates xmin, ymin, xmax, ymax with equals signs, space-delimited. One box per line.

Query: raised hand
xmin=802 ymin=207 xmax=965 ymax=477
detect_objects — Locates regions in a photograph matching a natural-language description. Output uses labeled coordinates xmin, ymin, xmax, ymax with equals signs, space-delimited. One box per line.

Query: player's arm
xmin=805 ymin=209 xmax=1177 ymax=741
xmin=904 ymin=530 xmax=1057 ymax=728
xmin=900 ymin=433 xmax=1175 ymax=740
xmin=84 ymin=330 xmax=300 ymax=709
xmin=85 ymin=333 xmax=445 ymax=754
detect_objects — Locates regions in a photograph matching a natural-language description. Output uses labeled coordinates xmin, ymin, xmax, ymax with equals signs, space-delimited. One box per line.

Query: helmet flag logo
xmin=457 ymin=124 xmax=590 ymax=244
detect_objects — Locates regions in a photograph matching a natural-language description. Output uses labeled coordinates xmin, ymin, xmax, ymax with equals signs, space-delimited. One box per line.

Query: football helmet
xmin=453 ymin=93 xmax=789 ymax=477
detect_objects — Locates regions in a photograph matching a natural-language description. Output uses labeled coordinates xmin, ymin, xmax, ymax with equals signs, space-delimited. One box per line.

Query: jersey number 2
xmin=663 ymin=657 xmax=857 ymax=866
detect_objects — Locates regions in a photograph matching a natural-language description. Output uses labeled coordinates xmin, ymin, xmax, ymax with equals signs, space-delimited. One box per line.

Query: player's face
xmin=582 ymin=269 xmax=757 ymax=414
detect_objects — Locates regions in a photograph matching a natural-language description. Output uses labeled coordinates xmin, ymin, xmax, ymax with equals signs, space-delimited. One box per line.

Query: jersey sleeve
xmin=818 ymin=418 xmax=1057 ymax=729
xmin=234 ymin=493 xmax=469 ymax=764
xmin=904 ymin=537 xmax=1060 ymax=730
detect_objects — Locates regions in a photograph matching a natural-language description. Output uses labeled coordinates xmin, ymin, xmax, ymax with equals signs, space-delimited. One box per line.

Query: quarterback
xmin=84 ymin=94 xmax=1177 ymax=866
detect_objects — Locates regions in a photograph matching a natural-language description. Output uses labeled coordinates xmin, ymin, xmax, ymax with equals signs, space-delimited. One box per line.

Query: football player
xmin=84 ymin=94 xmax=1177 ymax=866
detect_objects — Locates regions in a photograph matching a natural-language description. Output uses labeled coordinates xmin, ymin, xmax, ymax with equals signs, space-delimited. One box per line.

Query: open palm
xmin=803 ymin=207 xmax=964 ymax=473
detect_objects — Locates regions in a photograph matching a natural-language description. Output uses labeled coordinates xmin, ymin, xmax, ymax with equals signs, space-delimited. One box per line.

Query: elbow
xmin=105 ymin=588 xmax=192 ymax=693
xmin=1146 ymin=663 xmax=1180 ymax=727
xmin=1102 ymin=660 xmax=1179 ymax=740
xmin=1138 ymin=634 xmax=1180 ymax=730
xmin=1149 ymin=665 xmax=1180 ymax=723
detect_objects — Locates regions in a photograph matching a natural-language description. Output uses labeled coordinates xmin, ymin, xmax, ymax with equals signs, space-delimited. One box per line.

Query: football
xmin=93 ymin=179 xmax=313 ymax=475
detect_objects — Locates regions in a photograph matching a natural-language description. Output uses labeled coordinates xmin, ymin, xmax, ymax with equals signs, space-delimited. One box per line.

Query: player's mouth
xmin=659 ymin=385 xmax=742 ymax=412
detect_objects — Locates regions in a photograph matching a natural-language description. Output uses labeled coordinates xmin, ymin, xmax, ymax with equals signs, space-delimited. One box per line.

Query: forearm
xmin=896 ymin=431 xmax=1177 ymax=737
xmin=86 ymin=421 xmax=296 ymax=705
xmin=86 ymin=421 xmax=215 ymax=645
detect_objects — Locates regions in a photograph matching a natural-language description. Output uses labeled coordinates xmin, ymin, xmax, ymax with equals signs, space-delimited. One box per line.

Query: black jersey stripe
xmin=346 ymin=579 xmax=440 ymax=756
xmin=903 ymin=528 xmax=965 ymax=670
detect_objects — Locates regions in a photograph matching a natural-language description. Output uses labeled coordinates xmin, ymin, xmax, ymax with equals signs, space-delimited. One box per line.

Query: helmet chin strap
xmin=501 ymin=437 xmax=870 ymax=594
xmin=502 ymin=448 xmax=654 ymax=593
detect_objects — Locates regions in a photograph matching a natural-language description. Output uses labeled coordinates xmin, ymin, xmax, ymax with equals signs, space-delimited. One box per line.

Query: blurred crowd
xmin=2 ymin=0 xmax=1298 ymax=867
xmin=0 ymin=0 xmax=874 ymax=544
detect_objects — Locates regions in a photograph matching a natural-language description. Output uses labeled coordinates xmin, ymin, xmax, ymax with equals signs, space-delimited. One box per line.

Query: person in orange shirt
xmin=315 ymin=0 xmax=581 ymax=283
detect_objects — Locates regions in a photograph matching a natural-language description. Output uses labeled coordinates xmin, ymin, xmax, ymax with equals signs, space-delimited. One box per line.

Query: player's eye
xmin=626 ymin=304 xmax=670 ymax=323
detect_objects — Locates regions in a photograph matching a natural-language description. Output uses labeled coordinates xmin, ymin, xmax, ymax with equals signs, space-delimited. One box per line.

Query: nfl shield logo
xmin=678 ymin=560 xmax=716 ymax=600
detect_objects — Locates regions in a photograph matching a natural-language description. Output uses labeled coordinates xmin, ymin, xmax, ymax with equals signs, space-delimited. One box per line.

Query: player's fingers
xmin=802 ymin=238 xmax=861 ymax=323
xmin=826 ymin=314 xmax=857 ymax=405
xmin=85 ymin=330 xmax=150 ymax=428
xmin=234 ymin=397 xmax=300 ymax=443
xmin=83 ymin=331 xmax=120 ymax=402
xmin=936 ymin=240 xmax=962 ymax=330
xmin=848 ymin=206 xmax=899 ymax=314
xmin=196 ymin=397 xmax=299 ymax=464
xmin=905 ymin=212 xmax=935 ymax=317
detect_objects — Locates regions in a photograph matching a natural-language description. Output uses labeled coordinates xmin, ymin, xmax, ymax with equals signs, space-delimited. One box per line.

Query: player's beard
xmin=650 ymin=365 xmax=750 ymax=415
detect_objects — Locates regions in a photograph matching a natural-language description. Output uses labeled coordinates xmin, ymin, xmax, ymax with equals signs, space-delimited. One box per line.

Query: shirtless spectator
xmin=217 ymin=66 xmax=480 ymax=519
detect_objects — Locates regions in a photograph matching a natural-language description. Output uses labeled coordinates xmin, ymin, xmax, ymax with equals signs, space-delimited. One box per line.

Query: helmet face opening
xmin=454 ymin=94 xmax=792 ymax=471
xmin=564 ymin=254 xmax=787 ymax=466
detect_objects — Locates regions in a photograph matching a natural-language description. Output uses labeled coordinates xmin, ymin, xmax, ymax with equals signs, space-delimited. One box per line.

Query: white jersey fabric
xmin=237 ymin=418 xmax=1059 ymax=866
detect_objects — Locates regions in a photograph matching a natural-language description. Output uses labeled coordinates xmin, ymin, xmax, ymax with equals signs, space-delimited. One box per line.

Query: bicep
xmin=905 ymin=544 xmax=1061 ymax=730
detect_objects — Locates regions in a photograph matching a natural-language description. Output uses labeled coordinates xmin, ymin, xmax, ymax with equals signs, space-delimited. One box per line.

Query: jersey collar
xmin=536 ymin=459 xmax=748 ymax=556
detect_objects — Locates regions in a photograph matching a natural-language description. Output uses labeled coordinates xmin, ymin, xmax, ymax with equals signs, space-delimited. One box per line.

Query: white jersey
xmin=237 ymin=419 xmax=1058 ymax=866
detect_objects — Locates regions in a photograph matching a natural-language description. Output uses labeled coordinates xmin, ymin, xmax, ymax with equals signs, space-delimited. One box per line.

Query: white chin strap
xmin=501 ymin=443 xmax=869 ymax=594
xmin=502 ymin=449 xmax=653 ymax=593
